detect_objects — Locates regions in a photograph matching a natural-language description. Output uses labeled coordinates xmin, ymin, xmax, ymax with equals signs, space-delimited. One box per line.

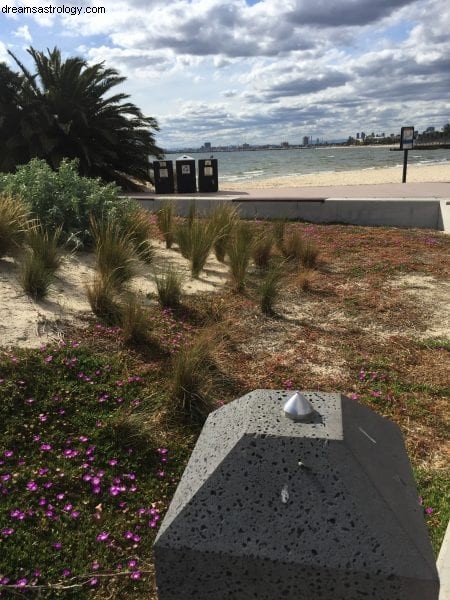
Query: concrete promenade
xmin=124 ymin=180 xmax=450 ymax=231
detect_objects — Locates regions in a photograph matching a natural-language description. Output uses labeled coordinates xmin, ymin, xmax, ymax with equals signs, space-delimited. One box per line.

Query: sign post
xmin=400 ymin=126 xmax=414 ymax=183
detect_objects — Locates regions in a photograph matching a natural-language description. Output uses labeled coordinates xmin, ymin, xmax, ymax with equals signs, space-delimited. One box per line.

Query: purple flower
xmin=26 ymin=481 xmax=39 ymax=492
xmin=130 ymin=571 xmax=141 ymax=580
xmin=97 ymin=531 xmax=109 ymax=542
xmin=62 ymin=569 xmax=71 ymax=577
xmin=40 ymin=443 xmax=52 ymax=452
xmin=44 ymin=355 xmax=53 ymax=363
xmin=108 ymin=458 xmax=118 ymax=466
xmin=91 ymin=560 xmax=100 ymax=571
xmin=1 ymin=474 xmax=11 ymax=482
xmin=4 ymin=450 xmax=13 ymax=458
xmin=70 ymin=510 xmax=80 ymax=519
xmin=79 ymin=436 xmax=88 ymax=443
xmin=2 ymin=527 xmax=14 ymax=536
xmin=123 ymin=531 xmax=134 ymax=540
xmin=425 ymin=507 xmax=434 ymax=515
xmin=37 ymin=468 xmax=49 ymax=476
xmin=89 ymin=577 xmax=98 ymax=587
xmin=53 ymin=542 xmax=62 ymax=550
xmin=16 ymin=578 xmax=28 ymax=587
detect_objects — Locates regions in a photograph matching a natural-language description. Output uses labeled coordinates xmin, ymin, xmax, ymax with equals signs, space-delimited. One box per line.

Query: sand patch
xmin=388 ymin=274 xmax=450 ymax=339
xmin=0 ymin=243 xmax=230 ymax=349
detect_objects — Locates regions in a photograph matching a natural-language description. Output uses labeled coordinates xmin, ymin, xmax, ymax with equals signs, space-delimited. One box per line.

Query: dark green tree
xmin=1 ymin=47 xmax=163 ymax=189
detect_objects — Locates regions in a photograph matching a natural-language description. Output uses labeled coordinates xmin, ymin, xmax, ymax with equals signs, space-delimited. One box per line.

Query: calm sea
xmin=165 ymin=146 xmax=450 ymax=185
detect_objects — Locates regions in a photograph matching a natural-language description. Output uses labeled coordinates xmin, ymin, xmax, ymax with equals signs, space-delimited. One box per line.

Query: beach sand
xmin=222 ymin=163 xmax=450 ymax=190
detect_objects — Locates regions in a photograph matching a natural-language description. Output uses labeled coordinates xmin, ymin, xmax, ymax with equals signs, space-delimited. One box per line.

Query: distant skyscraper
xmin=302 ymin=136 xmax=309 ymax=146
xmin=204 ymin=142 xmax=211 ymax=150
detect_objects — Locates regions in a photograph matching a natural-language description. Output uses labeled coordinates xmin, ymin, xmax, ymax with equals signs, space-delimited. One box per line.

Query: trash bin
xmin=198 ymin=158 xmax=218 ymax=192
xmin=175 ymin=155 xmax=196 ymax=193
xmin=153 ymin=160 xmax=174 ymax=194
xmin=154 ymin=390 xmax=439 ymax=600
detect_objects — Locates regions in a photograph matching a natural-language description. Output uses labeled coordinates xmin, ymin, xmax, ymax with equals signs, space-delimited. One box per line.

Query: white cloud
xmin=13 ymin=25 xmax=32 ymax=43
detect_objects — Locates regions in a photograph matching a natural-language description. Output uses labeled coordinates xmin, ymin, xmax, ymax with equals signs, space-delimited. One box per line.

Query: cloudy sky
xmin=1 ymin=0 xmax=449 ymax=148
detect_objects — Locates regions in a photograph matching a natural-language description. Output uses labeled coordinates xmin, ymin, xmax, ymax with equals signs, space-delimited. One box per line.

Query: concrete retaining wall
xmin=135 ymin=196 xmax=450 ymax=231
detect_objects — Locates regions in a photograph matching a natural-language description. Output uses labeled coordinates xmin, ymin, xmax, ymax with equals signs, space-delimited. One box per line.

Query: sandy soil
xmin=1 ymin=239 xmax=448 ymax=350
xmin=223 ymin=163 xmax=450 ymax=190
xmin=0 ymin=241 xmax=229 ymax=349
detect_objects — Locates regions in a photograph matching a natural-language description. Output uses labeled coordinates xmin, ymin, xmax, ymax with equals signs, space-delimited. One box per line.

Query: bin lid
xmin=176 ymin=155 xmax=194 ymax=161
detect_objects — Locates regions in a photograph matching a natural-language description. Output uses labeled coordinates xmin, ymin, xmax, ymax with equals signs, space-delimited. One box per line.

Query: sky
xmin=1 ymin=0 xmax=450 ymax=149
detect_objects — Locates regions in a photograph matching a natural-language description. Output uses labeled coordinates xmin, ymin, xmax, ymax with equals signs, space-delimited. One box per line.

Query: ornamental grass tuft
xmin=259 ymin=263 xmax=285 ymax=316
xmin=25 ymin=222 xmax=65 ymax=272
xmin=169 ymin=332 xmax=217 ymax=423
xmin=209 ymin=203 xmax=239 ymax=262
xmin=90 ymin=217 xmax=138 ymax=290
xmin=84 ymin=275 xmax=123 ymax=324
xmin=120 ymin=294 xmax=154 ymax=346
xmin=0 ymin=193 xmax=30 ymax=258
xmin=153 ymin=265 xmax=184 ymax=309
xmin=156 ymin=201 xmax=175 ymax=249
xmin=252 ymin=230 xmax=274 ymax=269
xmin=227 ymin=221 xmax=253 ymax=292
xmin=19 ymin=251 xmax=53 ymax=300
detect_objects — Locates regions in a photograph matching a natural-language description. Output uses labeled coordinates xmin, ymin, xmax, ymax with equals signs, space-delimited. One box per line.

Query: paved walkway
xmin=125 ymin=181 xmax=450 ymax=201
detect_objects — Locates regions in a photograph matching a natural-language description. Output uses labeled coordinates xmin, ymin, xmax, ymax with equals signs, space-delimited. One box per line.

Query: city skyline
xmin=1 ymin=0 xmax=449 ymax=148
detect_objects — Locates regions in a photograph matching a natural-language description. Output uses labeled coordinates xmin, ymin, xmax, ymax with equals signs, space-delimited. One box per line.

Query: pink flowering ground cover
xmin=0 ymin=330 xmax=192 ymax=598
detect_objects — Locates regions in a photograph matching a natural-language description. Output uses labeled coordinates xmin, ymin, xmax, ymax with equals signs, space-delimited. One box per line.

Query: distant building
xmin=302 ymin=136 xmax=310 ymax=146
xmin=204 ymin=142 xmax=211 ymax=150
xmin=356 ymin=133 xmax=360 ymax=139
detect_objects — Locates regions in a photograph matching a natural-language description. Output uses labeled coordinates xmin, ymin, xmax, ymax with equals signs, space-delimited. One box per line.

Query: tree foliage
xmin=0 ymin=47 xmax=163 ymax=189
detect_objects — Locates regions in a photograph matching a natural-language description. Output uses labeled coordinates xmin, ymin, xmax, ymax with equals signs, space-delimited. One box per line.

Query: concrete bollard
xmin=153 ymin=390 xmax=439 ymax=599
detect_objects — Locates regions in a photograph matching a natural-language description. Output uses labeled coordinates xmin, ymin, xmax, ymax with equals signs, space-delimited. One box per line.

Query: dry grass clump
xmin=19 ymin=252 xmax=53 ymax=300
xmin=120 ymin=294 xmax=153 ymax=345
xmin=282 ymin=230 xmax=319 ymax=268
xmin=84 ymin=275 xmax=123 ymax=324
xmin=90 ymin=217 xmax=138 ymax=290
xmin=175 ymin=216 xmax=217 ymax=278
xmin=25 ymin=222 xmax=64 ymax=271
xmin=252 ymin=230 xmax=273 ymax=269
xmin=259 ymin=263 xmax=284 ymax=315
xmin=124 ymin=207 xmax=154 ymax=264
xmin=156 ymin=201 xmax=175 ymax=249
xmin=168 ymin=332 xmax=218 ymax=423
xmin=209 ymin=203 xmax=239 ymax=262
xmin=272 ymin=219 xmax=286 ymax=253
xmin=153 ymin=266 xmax=184 ymax=308
xmin=0 ymin=193 xmax=30 ymax=258
xmin=227 ymin=222 xmax=253 ymax=292
xmin=295 ymin=269 xmax=316 ymax=291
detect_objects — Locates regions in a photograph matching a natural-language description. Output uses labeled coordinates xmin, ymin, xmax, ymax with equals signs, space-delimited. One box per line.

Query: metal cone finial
xmin=283 ymin=392 xmax=315 ymax=422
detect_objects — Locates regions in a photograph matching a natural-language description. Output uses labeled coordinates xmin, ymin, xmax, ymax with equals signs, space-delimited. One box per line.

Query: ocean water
xmin=165 ymin=146 xmax=450 ymax=184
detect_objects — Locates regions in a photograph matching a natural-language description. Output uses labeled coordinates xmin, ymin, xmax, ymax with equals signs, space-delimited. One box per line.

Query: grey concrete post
xmin=153 ymin=390 xmax=439 ymax=599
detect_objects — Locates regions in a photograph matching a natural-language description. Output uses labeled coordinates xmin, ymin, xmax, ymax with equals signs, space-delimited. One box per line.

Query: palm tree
xmin=2 ymin=47 xmax=163 ymax=189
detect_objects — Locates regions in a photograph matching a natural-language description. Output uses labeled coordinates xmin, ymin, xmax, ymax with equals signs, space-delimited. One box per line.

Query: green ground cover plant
xmin=0 ymin=219 xmax=448 ymax=599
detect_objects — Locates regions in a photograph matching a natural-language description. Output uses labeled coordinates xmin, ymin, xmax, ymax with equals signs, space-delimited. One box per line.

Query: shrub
xmin=0 ymin=158 xmax=132 ymax=247
xmin=227 ymin=221 xmax=253 ymax=292
xmin=169 ymin=333 xmax=217 ymax=423
xmin=189 ymin=219 xmax=217 ymax=278
xmin=209 ymin=203 xmax=239 ymax=262
xmin=153 ymin=266 xmax=184 ymax=308
xmin=0 ymin=193 xmax=30 ymax=258
xmin=121 ymin=294 xmax=153 ymax=345
xmin=156 ymin=200 xmax=175 ymax=248
xmin=25 ymin=222 xmax=64 ymax=272
xmin=252 ymin=230 xmax=273 ymax=269
xmin=259 ymin=264 xmax=284 ymax=316
xmin=19 ymin=251 xmax=53 ymax=300
xmin=90 ymin=217 xmax=138 ymax=289
xmin=296 ymin=269 xmax=315 ymax=291
xmin=84 ymin=275 xmax=122 ymax=324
